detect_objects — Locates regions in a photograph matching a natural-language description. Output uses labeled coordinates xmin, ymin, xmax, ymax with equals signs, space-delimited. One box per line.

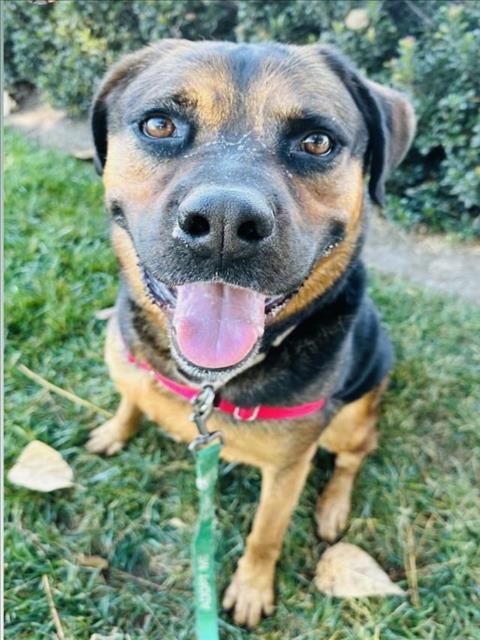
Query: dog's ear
xmin=91 ymin=46 xmax=154 ymax=175
xmin=319 ymin=47 xmax=416 ymax=204
xmin=91 ymin=39 xmax=190 ymax=175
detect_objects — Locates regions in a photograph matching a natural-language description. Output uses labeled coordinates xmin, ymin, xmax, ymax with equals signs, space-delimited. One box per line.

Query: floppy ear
xmin=91 ymin=46 xmax=154 ymax=175
xmin=90 ymin=39 xmax=190 ymax=175
xmin=319 ymin=47 xmax=416 ymax=204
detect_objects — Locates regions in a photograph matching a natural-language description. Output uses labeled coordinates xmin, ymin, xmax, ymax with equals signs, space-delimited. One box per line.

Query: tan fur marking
xmin=248 ymin=49 xmax=359 ymax=133
xmin=249 ymin=64 xmax=301 ymax=133
xmin=111 ymin=226 xmax=168 ymax=332
xmin=182 ymin=63 xmax=236 ymax=134
xmin=103 ymin=135 xmax=158 ymax=196
xmin=316 ymin=380 xmax=388 ymax=540
xmin=276 ymin=160 xmax=365 ymax=322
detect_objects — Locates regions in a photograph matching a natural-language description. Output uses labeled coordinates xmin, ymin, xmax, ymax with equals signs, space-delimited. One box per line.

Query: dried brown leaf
xmin=315 ymin=542 xmax=405 ymax=598
xmin=8 ymin=440 xmax=74 ymax=492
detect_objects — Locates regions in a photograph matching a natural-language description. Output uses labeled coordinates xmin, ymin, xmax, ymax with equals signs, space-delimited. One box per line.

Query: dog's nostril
xmin=183 ymin=214 xmax=210 ymax=237
xmin=237 ymin=219 xmax=273 ymax=242
xmin=238 ymin=221 xmax=262 ymax=242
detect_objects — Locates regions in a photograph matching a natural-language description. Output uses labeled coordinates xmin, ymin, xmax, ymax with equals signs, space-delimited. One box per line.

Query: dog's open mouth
xmin=143 ymin=267 xmax=294 ymax=370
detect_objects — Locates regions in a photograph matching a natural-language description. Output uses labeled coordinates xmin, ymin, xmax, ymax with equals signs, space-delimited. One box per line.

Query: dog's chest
xmin=107 ymin=319 xmax=323 ymax=468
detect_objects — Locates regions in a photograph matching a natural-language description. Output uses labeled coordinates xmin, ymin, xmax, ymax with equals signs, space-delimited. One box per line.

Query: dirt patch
xmin=364 ymin=215 xmax=479 ymax=305
xmin=6 ymin=92 xmax=93 ymax=157
xmin=6 ymin=93 xmax=480 ymax=306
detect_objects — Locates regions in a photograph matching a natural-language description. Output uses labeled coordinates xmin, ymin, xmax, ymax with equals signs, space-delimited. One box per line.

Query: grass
xmin=4 ymin=127 xmax=480 ymax=640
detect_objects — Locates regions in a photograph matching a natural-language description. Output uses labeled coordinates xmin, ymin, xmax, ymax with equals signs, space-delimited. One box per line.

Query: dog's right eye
xmin=141 ymin=116 xmax=176 ymax=139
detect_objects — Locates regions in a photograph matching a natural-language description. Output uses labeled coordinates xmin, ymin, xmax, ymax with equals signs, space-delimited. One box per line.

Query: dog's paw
xmin=222 ymin=572 xmax=274 ymax=628
xmin=316 ymin=489 xmax=351 ymax=542
xmin=86 ymin=419 xmax=129 ymax=456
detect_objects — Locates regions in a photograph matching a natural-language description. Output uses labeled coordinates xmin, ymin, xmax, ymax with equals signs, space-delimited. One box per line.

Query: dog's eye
xmin=142 ymin=116 xmax=176 ymax=139
xmin=301 ymin=133 xmax=333 ymax=156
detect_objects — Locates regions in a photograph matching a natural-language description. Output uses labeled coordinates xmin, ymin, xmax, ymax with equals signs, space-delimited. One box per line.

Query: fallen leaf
xmin=78 ymin=554 xmax=109 ymax=569
xmin=8 ymin=440 xmax=74 ymax=492
xmin=315 ymin=542 xmax=405 ymax=598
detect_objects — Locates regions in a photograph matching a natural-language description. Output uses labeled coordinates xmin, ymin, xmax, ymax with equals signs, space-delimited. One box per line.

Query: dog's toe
xmin=223 ymin=573 xmax=274 ymax=628
xmin=316 ymin=492 xmax=351 ymax=542
xmin=86 ymin=419 xmax=128 ymax=456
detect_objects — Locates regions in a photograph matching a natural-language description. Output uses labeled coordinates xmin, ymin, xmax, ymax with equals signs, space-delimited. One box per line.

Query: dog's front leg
xmin=223 ymin=444 xmax=316 ymax=628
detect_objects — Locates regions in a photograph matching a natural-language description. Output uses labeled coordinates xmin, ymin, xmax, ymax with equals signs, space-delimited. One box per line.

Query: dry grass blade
xmin=108 ymin=568 xmax=189 ymax=595
xmin=17 ymin=363 xmax=113 ymax=419
xmin=109 ymin=568 xmax=164 ymax=592
xmin=404 ymin=522 xmax=420 ymax=607
xmin=42 ymin=574 xmax=66 ymax=640
xmin=77 ymin=554 xmax=109 ymax=569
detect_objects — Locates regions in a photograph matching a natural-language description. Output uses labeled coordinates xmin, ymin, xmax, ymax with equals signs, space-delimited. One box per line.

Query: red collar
xmin=126 ymin=349 xmax=326 ymax=422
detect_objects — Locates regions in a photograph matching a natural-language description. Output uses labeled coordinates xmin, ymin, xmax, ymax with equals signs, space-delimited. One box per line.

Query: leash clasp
xmin=189 ymin=385 xmax=224 ymax=455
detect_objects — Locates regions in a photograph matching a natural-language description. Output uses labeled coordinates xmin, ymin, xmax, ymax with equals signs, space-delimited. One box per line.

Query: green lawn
xmin=4 ymin=128 xmax=480 ymax=640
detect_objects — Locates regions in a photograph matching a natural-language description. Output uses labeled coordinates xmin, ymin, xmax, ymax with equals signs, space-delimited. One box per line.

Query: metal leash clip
xmin=189 ymin=385 xmax=224 ymax=455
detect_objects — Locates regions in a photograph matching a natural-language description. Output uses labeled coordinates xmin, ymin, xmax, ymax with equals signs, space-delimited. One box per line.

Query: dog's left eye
xmin=142 ymin=116 xmax=176 ymax=139
xmin=301 ymin=132 xmax=333 ymax=156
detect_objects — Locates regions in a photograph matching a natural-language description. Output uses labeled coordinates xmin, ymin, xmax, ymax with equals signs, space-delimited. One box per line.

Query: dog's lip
xmin=141 ymin=267 xmax=297 ymax=321
xmin=142 ymin=267 xmax=176 ymax=308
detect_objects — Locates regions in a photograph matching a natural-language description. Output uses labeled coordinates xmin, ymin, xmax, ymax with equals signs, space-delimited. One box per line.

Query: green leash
xmin=189 ymin=386 xmax=224 ymax=640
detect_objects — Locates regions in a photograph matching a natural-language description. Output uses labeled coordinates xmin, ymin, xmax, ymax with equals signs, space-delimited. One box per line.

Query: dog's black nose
xmin=175 ymin=187 xmax=275 ymax=259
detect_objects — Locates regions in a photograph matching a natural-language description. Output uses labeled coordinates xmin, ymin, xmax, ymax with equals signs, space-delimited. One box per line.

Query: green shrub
xmin=4 ymin=0 xmax=479 ymax=238
xmin=235 ymin=0 xmax=351 ymax=43
xmin=387 ymin=5 xmax=480 ymax=237
xmin=4 ymin=1 xmax=56 ymax=90
xmin=4 ymin=0 xmax=237 ymax=116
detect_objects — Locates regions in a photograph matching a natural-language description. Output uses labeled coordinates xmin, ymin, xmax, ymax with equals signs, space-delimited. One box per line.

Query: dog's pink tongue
xmin=173 ymin=283 xmax=265 ymax=369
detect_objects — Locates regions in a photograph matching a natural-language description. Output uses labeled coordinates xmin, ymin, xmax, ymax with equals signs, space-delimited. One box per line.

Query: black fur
xmin=91 ymin=99 xmax=107 ymax=175
xmin=320 ymin=47 xmax=389 ymax=205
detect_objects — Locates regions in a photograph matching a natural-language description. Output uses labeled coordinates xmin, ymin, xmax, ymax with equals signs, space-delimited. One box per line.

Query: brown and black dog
xmin=86 ymin=40 xmax=415 ymax=627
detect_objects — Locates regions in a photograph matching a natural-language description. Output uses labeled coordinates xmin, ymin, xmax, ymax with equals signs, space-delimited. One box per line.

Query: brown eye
xmin=142 ymin=115 xmax=176 ymax=138
xmin=301 ymin=132 xmax=333 ymax=156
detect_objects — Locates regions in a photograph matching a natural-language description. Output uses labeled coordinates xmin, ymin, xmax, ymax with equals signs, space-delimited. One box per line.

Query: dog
xmin=86 ymin=39 xmax=415 ymax=628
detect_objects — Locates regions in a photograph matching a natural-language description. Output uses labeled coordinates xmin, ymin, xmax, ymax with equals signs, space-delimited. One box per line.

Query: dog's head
xmin=92 ymin=40 xmax=415 ymax=382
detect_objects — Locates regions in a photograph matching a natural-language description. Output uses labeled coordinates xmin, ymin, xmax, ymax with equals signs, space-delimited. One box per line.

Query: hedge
xmin=4 ymin=0 xmax=480 ymax=238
